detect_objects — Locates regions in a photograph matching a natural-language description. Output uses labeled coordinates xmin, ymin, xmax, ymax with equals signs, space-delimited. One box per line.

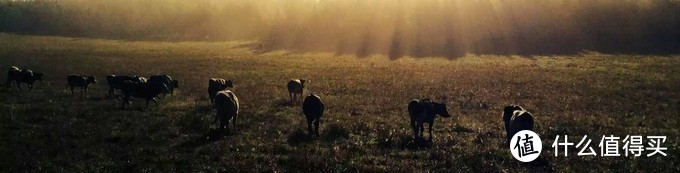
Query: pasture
xmin=0 ymin=33 xmax=678 ymax=172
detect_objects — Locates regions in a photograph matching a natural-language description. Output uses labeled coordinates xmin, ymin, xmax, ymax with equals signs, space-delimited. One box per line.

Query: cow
xmin=67 ymin=74 xmax=97 ymax=95
xmin=149 ymin=74 xmax=178 ymax=96
xmin=107 ymin=75 xmax=146 ymax=97
xmin=5 ymin=66 xmax=20 ymax=88
xmin=6 ymin=66 xmax=43 ymax=90
xmin=287 ymin=79 xmax=305 ymax=102
xmin=408 ymin=99 xmax=451 ymax=140
xmin=208 ymin=78 xmax=233 ymax=104
xmin=302 ymin=94 xmax=324 ymax=137
xmin=214 ymin=90 xmax=240 ymax=133
xmin=503 ymin=105 xmax=534 ymax=145
xmin=121 ymin=80 xmax=169 ymax=109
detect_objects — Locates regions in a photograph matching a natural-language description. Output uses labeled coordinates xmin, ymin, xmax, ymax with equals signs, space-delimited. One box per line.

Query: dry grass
xmin=0 ymin=33 xmax=678 ymax=172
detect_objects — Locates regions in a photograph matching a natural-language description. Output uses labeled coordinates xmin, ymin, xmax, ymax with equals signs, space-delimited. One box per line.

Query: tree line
xmin=1 ymin=0 xmax=678 ymax=58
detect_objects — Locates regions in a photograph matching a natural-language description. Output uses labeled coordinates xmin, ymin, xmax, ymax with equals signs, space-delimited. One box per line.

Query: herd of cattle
xmin=5 ymin=66 xmax=534 ymax=144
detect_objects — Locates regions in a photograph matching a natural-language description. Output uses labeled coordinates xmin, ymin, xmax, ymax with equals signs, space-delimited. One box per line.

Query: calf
xmin=208 ymin=78 xmax=233 ymax=104
xmin=67 ymin=74 xmax=97 ymax=95
xmin=6 ymin=66 xmax=43 ymax=90
xmin=121 ymin=80 xmax=170 ymax=109
xmin=302 ymin=94 xmax=324 ymax=137
xmin=214 ymin=90 xmax=240 ymax=133
xmin=408 ymin=99 xmax=451 ymax=140
xmin=287 ymin=79 xmax=305 ymax=102
xmin=149 ymin=74 xmax=178 ymax=96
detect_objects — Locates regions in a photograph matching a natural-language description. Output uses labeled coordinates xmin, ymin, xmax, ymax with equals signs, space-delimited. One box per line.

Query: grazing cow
xmin=21 ymin=70 xmax=43 ymax=90
xmin=214 ymin=90 xmax=239 ymax=132
xmin=6 ymin=66 xmax=21 ymax=88
xmin=503 ymin=105 xmax=534 ymax=145
xmin=208 ymin=78 xmax=233 ymax=104
xmin=67 ymin=74 xmax=97 ymax=95
xmin=6 ymin=66 xmax=43 ymax=90
xmin=149 ymin=74 xmax=178 ymax=96
xmin=121 ymin=80 xmax=170 ymax=109
xmin=287 ymin=79 xmax=305 ymax=102
xmin=107 ymin=75 xmax=146 ymax=97
xmin=408 ymin=99 xmax=451 ymax=140
xmin=502 ymin=105 xmax=523 ymax=144
xmin=302 ymin=94 xmax=324 ymax=136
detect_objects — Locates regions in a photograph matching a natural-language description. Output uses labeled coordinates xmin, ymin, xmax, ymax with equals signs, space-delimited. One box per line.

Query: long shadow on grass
xmin=174 ymin=128 xmax=233 ymax=151
xmin=273 ymin=98 xmax=297 ymax=108
xmin=287 ymin=123 xmax=351 ymax=145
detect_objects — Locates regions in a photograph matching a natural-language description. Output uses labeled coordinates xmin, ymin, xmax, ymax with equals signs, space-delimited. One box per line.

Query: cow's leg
xmin=217 ymin=115 xmax=223 ymax=130
xmin=213 ymin=113 xmax=219 ymax=125
xmin=314 ymin=118 xmax=320 ymax=136
xmin=28 ymin=83 xmax=33 ymax=90
xmin=17 ymin=83 xmax=22 ymax=90
xmin=232 ymin=113 xmax=238 ymax=133
xmin=70 ymin=86 xmax=75 ymax=95
xmin=108 ymin=87 xmax=114 ymax=97
xmin=307 ymin=119 xmax=314 ymax=136
xmin=411 ymin=119 xmax=418 ymax=139
xmin=418 ymin=122 xmax=425 ymax=139
xmin=289 ymin=92 xmax=293 ymax=102
xmin=428 ymin=122 xmax=434 ymax=141
xmin=219 ymin=116 xmax=227 ymax=132
xmin=121 ymin=96 xmax=129 ymax=109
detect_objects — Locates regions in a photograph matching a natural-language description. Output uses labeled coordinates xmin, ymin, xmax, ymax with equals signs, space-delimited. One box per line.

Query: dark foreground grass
xmin=0 ymin=33 xmax=678 ymax=172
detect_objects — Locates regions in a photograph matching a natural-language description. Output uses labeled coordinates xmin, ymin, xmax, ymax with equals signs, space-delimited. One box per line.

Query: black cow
xmin=208 ymin=78 xmax=233 ymax=104
xmin=287 ymin=79 xmax=305 ymax=102
xmin=408 ymin=99 xmax=451 ymax=140
xmin=6 ymin=66 xmax=43 ymax=90
xmin=149 ymin=74 xmax=178 ymax=96
xmin=67 ymin=74 xmax=97 ymax=95
xmin=214 ymin=90 xmax=239 ymax=132
xmin=302 ymin=94 xmax=324 ymax=137
xmin=502 ymin=105 xmax=534 ymax=145
xmin=5 ymin=66 xmax=20 ymax=88
xmin=121 ymin=80 xmax=169 ymax=109
xmin=107 ymin=75 xmax=146 ymax=97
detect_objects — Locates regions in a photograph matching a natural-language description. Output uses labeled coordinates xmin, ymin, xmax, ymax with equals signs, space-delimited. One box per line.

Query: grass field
xmin=0 ymin=33 xmax=678 ymax=172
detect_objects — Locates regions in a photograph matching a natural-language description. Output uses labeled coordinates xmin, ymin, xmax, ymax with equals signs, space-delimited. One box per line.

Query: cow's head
xmin=87 ymin=76 xmax=97 ymax=84
xmin=172 ymin=79 xmax=179 ymax=88
xmin=503 ymin=105 xmax=523 ymax=116
xmin=433 ymin=102 xmax=451 ymax=117
xmin=225 ymin=80 xmax=233 ymax=88
xmin=502 ymin=105 xmax=523 ymax=123
xmin=33 ymin=73 xmax=43 ymax=81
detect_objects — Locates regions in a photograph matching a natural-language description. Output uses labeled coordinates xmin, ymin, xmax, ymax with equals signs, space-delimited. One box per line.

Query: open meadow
xmin=0 ymin=33 xmax=678 ymax=172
